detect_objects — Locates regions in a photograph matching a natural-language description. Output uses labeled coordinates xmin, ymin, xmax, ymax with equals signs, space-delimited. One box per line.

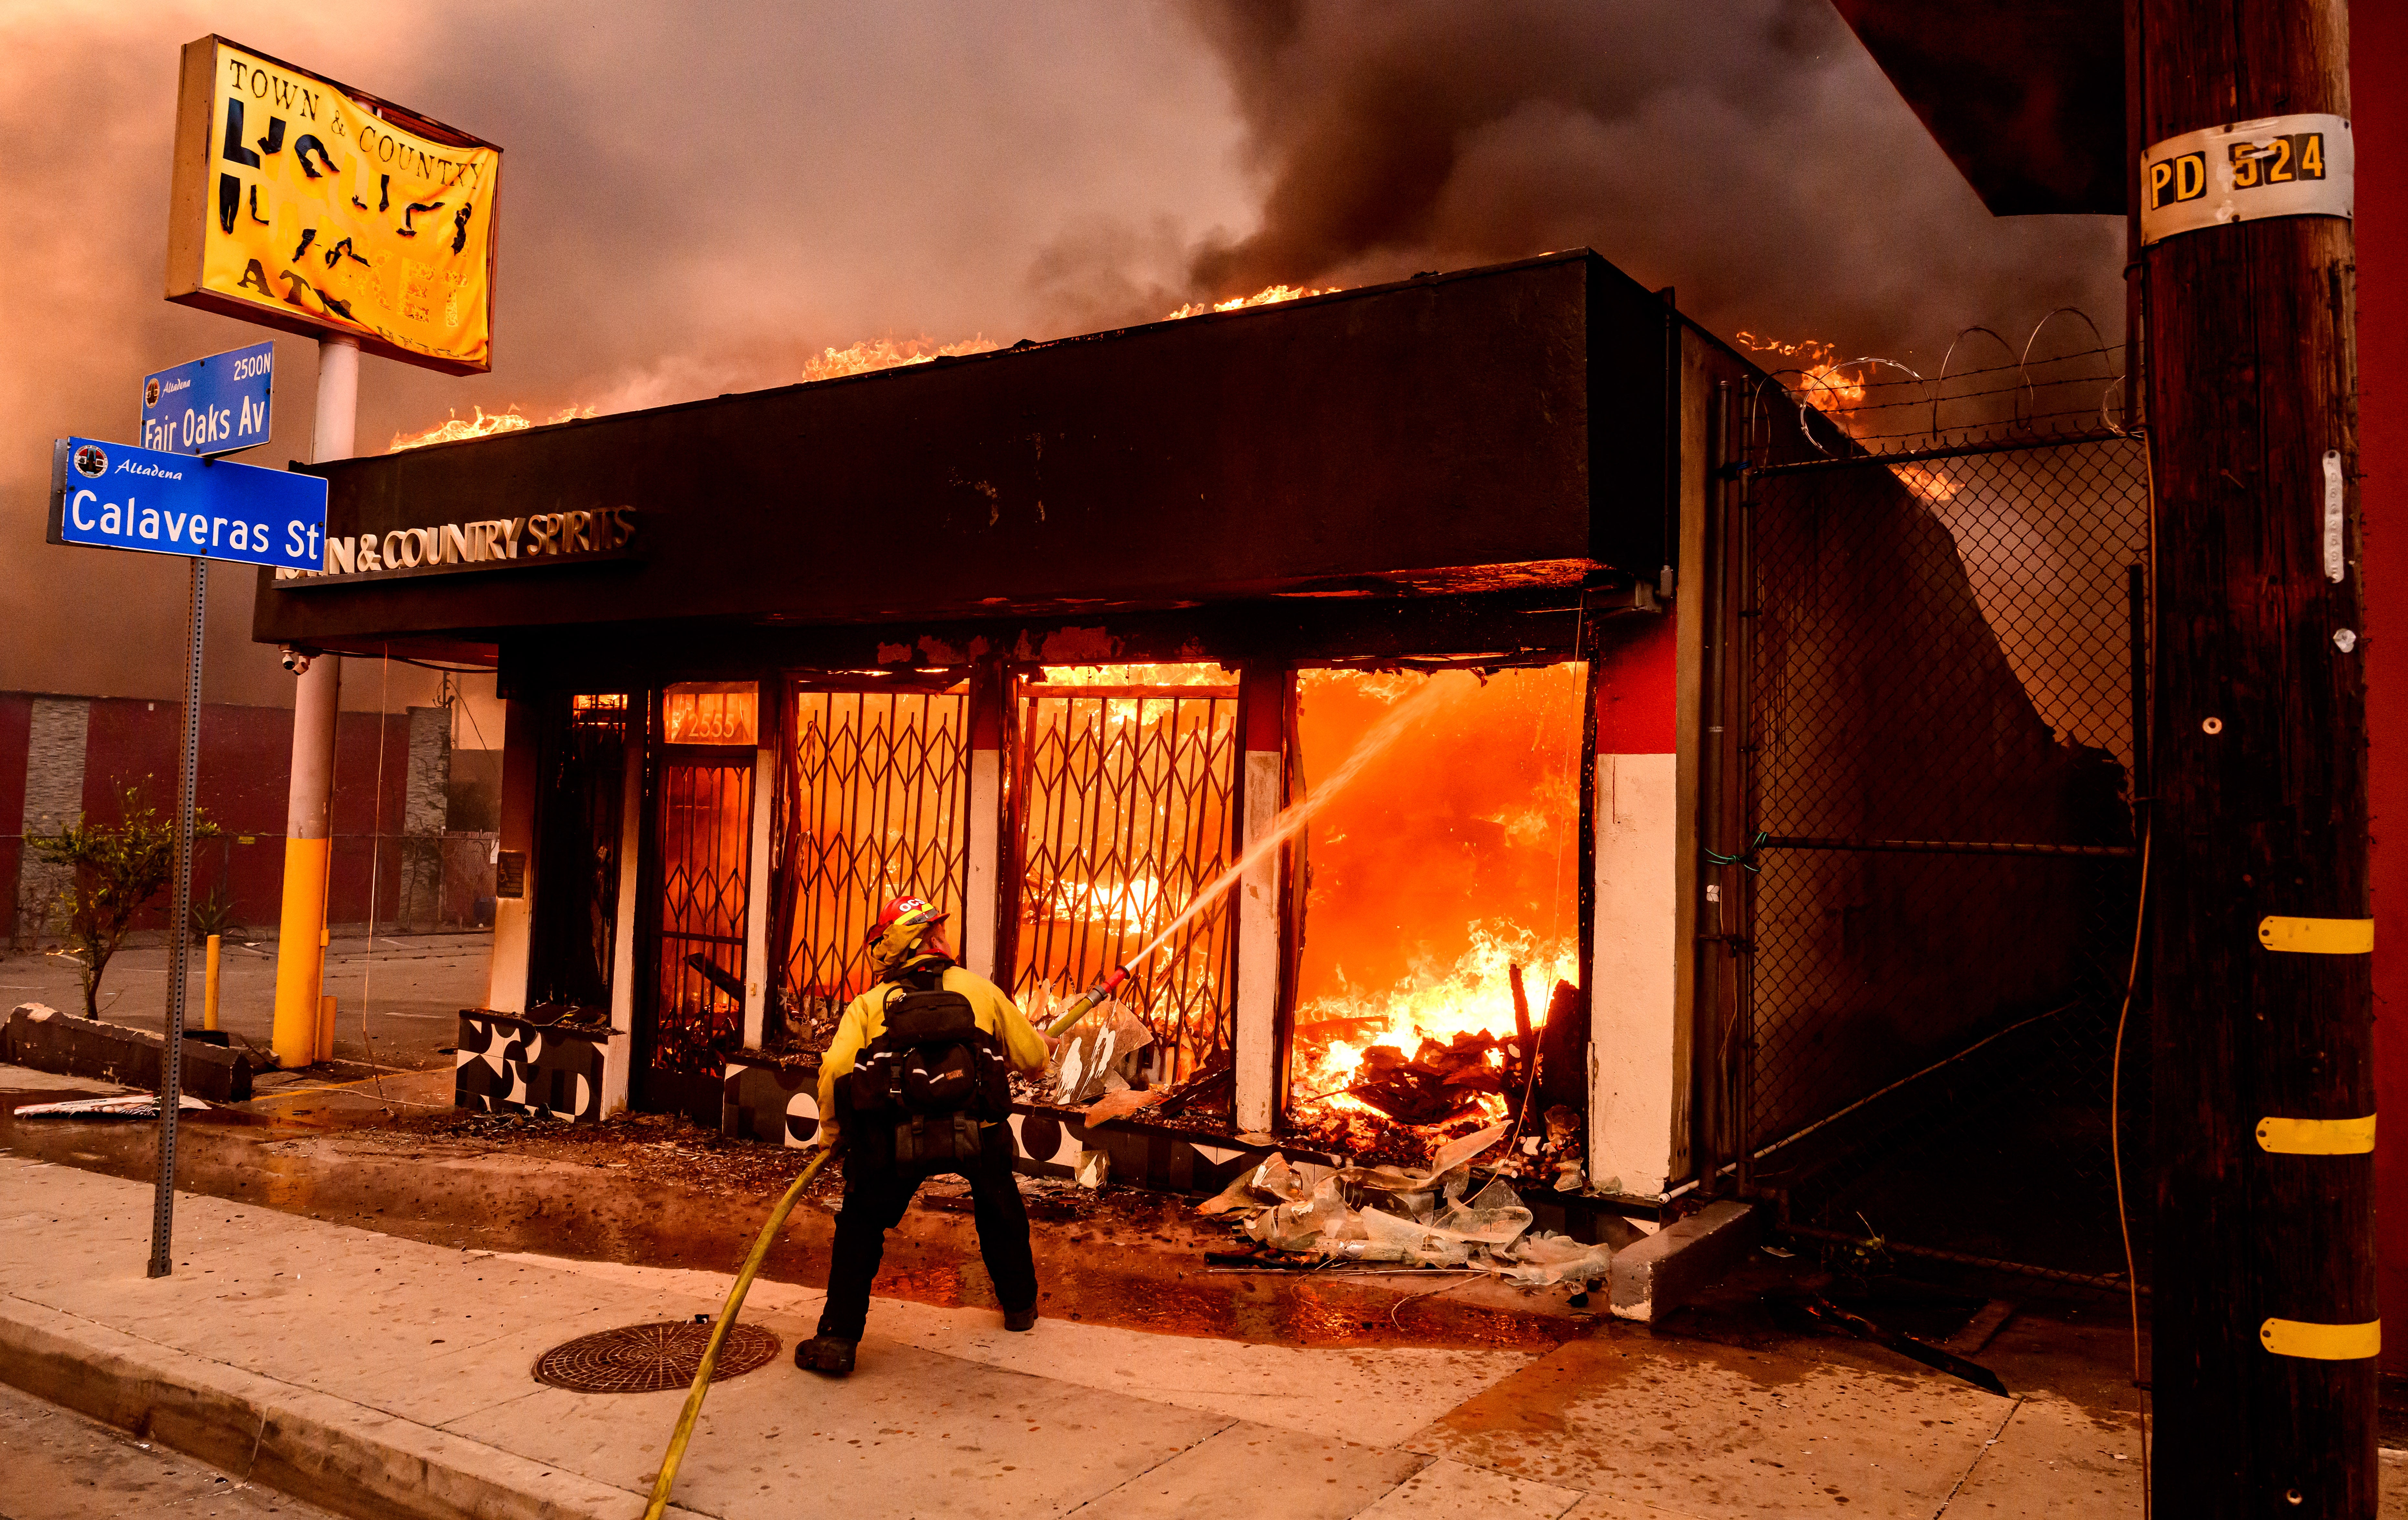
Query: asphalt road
xmin=0 ymin=1379 xmax=339 ymax=1520
xmin=0 ymin=931 xmax=490 ymax=1075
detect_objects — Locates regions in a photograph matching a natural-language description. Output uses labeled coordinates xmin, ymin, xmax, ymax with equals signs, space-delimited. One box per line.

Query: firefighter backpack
xmin=847 ymin=959 xmax=1009 ymax=1166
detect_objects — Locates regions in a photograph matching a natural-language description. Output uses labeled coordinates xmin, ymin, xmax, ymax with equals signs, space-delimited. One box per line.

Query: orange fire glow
xmin=1295 ymin=922 xmax=1577 ymax=1119
xmin=387 ymin=403 xmax=595 ymax=453
xmin=1033 ymin=663 xmax=1236 ymax=688
xmin=1163 ymin=284 xmax=1339 ymax=321
xmin=797 ymin=286 xmax=1340 ymax=387
xmin=802 ymin=335 xmax=1000 ymax=382
xmin=417 ymin=287 xmax=1347 ymax=444
xmin=1287 ymin=666 xmax=1585 ymax=1133
xmin=1737 ymin=331 xmax=1866 ymax=422
xmin=1891 ymin=462 xmax=1963 ymax=504
xmin=1040 ymin=872 xmax=1168 ymax=935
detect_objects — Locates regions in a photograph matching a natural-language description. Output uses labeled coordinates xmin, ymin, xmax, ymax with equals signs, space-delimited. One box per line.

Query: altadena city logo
xmin=144 ymin=378 xmax=162 ymax=408
xmin=73 ymin=445 xmax=107 ymax=478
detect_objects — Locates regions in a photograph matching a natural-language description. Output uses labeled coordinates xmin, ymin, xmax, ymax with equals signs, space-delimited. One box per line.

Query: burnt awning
xmin=252 ymin=252 xmax=1690 ymax=657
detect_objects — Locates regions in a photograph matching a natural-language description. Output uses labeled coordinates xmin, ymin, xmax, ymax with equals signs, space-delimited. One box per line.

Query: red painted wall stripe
xmin=1594 ymin=612 xmax=1678 ymax=755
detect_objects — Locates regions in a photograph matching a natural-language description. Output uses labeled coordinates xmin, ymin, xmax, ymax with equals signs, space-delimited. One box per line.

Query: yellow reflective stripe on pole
xmin=2260 ymin=1317 xmax=2381 ymax=1360
xmin=2254 ymin=1114 xmax=2376 ymax=1154
xmin=2258 ymin=916 xmax=2374 ymax=954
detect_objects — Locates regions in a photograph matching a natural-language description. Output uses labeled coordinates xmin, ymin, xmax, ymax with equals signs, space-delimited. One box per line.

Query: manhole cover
xmin=533 ymin=1322 xmax=782 ymax=1394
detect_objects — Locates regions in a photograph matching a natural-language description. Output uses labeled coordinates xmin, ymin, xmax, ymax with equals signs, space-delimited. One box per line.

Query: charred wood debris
xmin=1018 ymin=966 xmax=1616 ymax=1287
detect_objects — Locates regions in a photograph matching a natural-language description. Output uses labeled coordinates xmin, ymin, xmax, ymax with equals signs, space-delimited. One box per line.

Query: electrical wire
xmin=1504 ymin=588 xmax=1587 ymax=1162
xmin=1387 ymin=1273 xmax=1474 ymax=1331
xmin=355 ymin=650 xmax=391 ymax=1103
xmin=2110 ymin=434 xmax=2159 ymax=1516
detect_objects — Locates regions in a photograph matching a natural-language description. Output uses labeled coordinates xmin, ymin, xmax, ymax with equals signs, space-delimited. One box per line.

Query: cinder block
xmin=4 ymin=1003 xmax=256 ymax=1102
xmin=1608 ymin=1198 xmax=1761 ymax=1322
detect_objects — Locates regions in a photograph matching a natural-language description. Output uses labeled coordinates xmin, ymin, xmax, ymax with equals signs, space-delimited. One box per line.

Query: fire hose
xmin=640 ymin=963 xmax=1129 ymax=1517
xmin=639 ymin=1140 xmax=839 ymax=1520
xmin=647 ymin=858 xmax=1257 ymax=1513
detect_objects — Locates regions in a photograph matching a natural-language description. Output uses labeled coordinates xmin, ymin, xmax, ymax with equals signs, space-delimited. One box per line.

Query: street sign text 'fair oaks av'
xmin=165 ymin=37 xmax=503 ymax=375
xmin=143 ymin=341 xmax=274 ymax=456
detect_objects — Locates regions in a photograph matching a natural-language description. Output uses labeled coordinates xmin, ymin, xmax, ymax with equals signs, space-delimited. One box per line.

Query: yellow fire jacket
xmin=814 ymin=957 xmax=1048 ymax=1141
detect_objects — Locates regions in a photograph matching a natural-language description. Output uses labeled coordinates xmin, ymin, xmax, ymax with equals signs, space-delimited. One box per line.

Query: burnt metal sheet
xmin=254 ymin=252 xmax=1678 ymax=649
xmin=1831 ymin=0 xmax=2125 ymax=217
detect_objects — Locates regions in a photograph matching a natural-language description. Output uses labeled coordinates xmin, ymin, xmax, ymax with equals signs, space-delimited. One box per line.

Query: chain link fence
xmin=1741 ymin=430 xmax=2151 ymax=1286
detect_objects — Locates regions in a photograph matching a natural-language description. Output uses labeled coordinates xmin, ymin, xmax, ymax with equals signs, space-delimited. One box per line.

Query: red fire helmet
xmin=865 ymin=895 xmax=950 ymax=969
xmin=865 ymin=895 xmax=947 ymax=943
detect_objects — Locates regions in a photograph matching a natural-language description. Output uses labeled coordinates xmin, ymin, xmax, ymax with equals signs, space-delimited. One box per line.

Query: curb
xmin=1609 ymin=1199 xmax=1762 ymax=1322
xmin=0 ymin=1297 xmax=702 ymax=1520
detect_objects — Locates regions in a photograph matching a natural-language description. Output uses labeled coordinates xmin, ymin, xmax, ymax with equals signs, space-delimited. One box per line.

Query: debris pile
xmin=1199 ymin=1121 xmax=1621 ymax=1286
xmin=1014 ymin=983 xmax=1245 ymax=1126
xmin=1289 ymin=966 xmax=1590 ymax=1182
xmin=1043 ymin=997 xmax=1152 ymax=1104
xmin=1343 ymin=1032 xmax=1510 ymax=1124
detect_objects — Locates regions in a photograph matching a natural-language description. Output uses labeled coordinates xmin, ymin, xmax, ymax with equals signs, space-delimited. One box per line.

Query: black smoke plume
xmin=1176 ymin=0 xmax=2122 ymax=361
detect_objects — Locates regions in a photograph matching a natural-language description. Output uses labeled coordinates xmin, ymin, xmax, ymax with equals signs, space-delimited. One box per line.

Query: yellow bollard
xmin=203 ymin=935 xmax=221 ymax=1032
xmin=317 ymin=993 xmax=337 ymax=1064
xmin=271 ymin=836 xmax=332 ymax=1066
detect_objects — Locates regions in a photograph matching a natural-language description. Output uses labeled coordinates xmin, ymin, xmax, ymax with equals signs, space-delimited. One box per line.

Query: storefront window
xmin=1013 ymin=662 xmax=1238 ymax=1083
xmin=1288 ymin=665 xmax=1584 ymax=1151
xmin=776 ymin=680 xmax=971 ymax=1044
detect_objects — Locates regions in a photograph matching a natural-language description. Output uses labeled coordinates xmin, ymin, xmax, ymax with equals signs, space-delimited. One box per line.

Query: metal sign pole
xmin=147 ymin=553 xmax=206 ymax=1279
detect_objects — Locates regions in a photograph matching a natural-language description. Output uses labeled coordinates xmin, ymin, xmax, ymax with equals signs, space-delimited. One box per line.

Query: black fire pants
xmin=815 ymin=1119 xmax=1037 ymax=1343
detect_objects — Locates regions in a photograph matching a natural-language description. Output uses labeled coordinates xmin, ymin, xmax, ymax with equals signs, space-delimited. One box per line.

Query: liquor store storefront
xmin=256 ymin=252 xmax=1768 ymax=1204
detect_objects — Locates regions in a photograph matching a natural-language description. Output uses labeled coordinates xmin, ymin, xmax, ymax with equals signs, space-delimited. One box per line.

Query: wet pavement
xmin=0 ymin=1377 xmax=341 ymax=1520
xmin=0 ymin=1076 xmax=1574 ymax=1353
xmin=0 ymin=1135 xmax=2167 ymax=1520
xmin=13 ymin=1056 xmax=2405 ymax=1516
xmin=0 ymin=1045 xmax=2161 ymax=1372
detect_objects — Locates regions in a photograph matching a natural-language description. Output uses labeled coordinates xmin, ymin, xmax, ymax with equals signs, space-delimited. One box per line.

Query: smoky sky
xmin=0 ymin=0 xmax=2119 ymax=704
xmin=1175 ymin=0 xmax=2123 ymax=357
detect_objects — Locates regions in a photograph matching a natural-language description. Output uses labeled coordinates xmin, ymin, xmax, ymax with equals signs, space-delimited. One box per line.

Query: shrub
xmin=27 ymin=782 xmax=220 ymax=1020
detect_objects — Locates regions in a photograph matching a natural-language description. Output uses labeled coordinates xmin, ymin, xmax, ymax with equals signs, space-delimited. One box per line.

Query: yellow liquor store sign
xmin=166 ymin=37 xmax=501 ymax=374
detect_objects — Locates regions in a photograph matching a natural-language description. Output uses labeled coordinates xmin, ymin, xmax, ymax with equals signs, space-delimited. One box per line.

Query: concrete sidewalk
xmin=0 ymin=1153 xmax=2172 ymax=1519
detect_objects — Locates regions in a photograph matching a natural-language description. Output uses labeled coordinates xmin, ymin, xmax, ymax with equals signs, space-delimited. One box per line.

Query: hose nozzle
xmin=1046 ymin=964 xmax=1131 ymax=1038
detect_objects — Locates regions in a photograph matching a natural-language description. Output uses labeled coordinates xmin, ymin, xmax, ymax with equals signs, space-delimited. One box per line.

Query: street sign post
xmin=142 ymin=342 xmax=274 ymax=457
xmin=44 ymin=434 xmax=326 ymax=1278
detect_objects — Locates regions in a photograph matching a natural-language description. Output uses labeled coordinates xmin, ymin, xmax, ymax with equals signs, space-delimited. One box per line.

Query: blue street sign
xmin=48 ymin=438 xmax=326 ymax=571
xmin=141 ymin=342 xmax=273 ymax=457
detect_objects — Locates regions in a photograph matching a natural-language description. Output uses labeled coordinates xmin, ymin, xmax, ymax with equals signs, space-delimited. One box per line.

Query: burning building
xmin=252 ymin=250 xmax=2106 ymax=1224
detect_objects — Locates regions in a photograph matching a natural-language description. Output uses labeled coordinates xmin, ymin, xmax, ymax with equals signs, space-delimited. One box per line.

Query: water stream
xmin=1122 ymin=671 xmax=1474 ymax=972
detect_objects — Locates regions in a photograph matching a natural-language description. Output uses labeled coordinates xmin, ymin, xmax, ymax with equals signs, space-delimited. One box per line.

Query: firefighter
xmin=794 ymin=895 xmax=1051 ymax=1377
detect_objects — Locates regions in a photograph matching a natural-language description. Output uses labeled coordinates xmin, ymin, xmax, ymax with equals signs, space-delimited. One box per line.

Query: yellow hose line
xmin=641 ymin=1143 xmax=837 ymax=1520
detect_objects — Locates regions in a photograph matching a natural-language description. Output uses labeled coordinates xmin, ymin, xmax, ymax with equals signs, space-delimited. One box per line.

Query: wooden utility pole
xmin=2140 ymin=0 xmax=2371 ymax=1513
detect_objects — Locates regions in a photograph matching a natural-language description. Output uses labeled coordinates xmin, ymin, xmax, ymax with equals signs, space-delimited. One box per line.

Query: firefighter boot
xmin=796 ymin=1335 xmax=857 ymax=1376
xmin=1004 ymin=1304 xmax=1040 ymax=1332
